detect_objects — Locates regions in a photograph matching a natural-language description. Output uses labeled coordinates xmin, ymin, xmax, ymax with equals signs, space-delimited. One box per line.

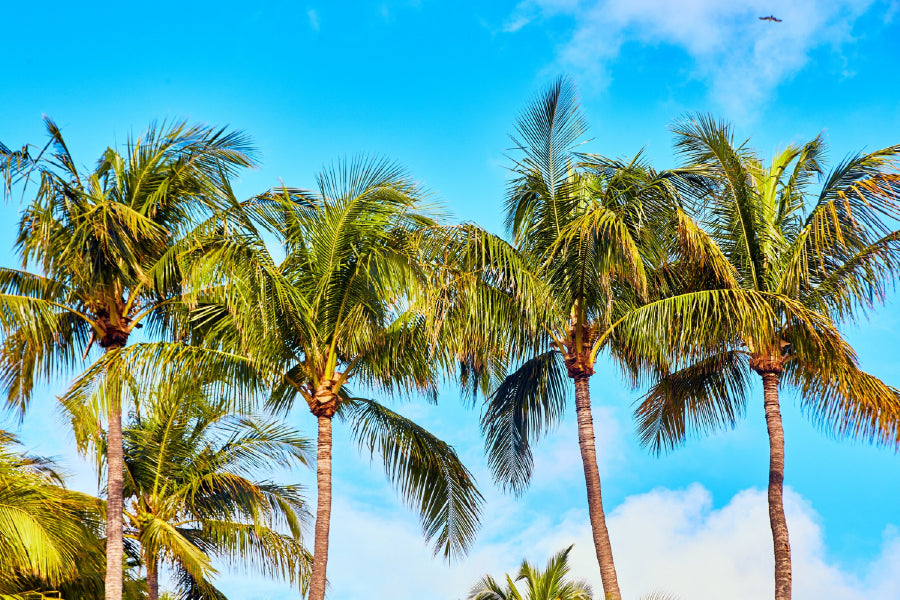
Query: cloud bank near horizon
xmin=214 ymin=483 xmax=900 ymax=599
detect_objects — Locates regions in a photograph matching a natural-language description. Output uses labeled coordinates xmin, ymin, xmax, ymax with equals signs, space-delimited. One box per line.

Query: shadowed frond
xmin=481 ymin=351 xmax=569 ymax=494
xmin=635 ymin=351 xmax=751 ymax=454
xmin=344 ymin=398 xmax=483 ymax=560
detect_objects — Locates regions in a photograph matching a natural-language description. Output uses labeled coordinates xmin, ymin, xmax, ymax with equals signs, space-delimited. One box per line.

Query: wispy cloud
xmin=505 ymin=0 xmax=877 ymax=120
xmin=307 ymin=8 xmax=320 ymax=32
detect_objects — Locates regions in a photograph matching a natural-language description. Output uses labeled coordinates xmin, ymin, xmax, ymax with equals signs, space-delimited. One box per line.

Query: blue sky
xmin=2 ymin=1 xmax=900 ymax=599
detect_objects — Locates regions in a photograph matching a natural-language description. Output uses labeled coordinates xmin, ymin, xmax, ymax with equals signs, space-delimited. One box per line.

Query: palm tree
xmin=631 ymin=115 xmax=900 ymax=600
xmin=0 ymin=430 xmax=147 ymax=600
xmin=475 ymin=77 xmax=692 ymax=600
xmin=0 ymin=429 xmax=97 ymax=595
xmin=179 ymin=157 xmax=484 ymax=600
xmin=0 ymin=118 xmax=256 ymax=600
xmin=113 ymin=380 xmax=311 ymax=600
xmin=469 ymin=545 xmax=593 ymax=600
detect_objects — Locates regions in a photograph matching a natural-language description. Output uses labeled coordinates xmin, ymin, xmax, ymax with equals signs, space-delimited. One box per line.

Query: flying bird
xmin=759 ymin=15 xmax=783 ymax=22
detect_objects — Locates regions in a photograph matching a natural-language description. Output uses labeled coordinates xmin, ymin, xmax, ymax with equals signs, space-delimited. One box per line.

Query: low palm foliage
xmin=103 ymin=382 xmax=311 ymax=600
xmin=469 ymin=545 xmax=592 ymax=600
xmin=0 ymin=431 xmax=145 ymax=600
xmin=0 ymin=430 xmax=97 ymax=593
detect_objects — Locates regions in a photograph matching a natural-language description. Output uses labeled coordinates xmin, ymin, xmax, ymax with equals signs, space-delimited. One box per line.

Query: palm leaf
xmin=344 ymin=397 xmax=483 ymax=560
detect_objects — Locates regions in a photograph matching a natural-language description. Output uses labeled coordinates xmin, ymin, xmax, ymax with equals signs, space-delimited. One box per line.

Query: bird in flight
xmin=759 ymin=15 xmax=783 ymax=22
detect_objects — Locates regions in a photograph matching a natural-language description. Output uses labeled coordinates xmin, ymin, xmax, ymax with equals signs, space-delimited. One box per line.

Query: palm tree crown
xmin=475 ymin=77 xmax=695 ymax=600
xmin=0 ymin=118 xmax=256 ymax=397
xmin=0 ymin=117 xmax=257 ymax=600
xmin=180 ymin=156 xmax=484 ymax=600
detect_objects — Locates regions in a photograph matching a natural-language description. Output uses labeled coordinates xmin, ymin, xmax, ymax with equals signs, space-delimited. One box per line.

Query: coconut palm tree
xmin=0 ymin=430 xmax=149 ymax=600
xmin=475 ymin=77 xmax=698 ymax=600
xmin=112 ymin=380 xmax=311 ymax=600
xmin=469 ymin=545 xmax=593 ymax=600
xmin=0 ymin=118 xmax=256 ymax=600
xmin=631 ymin=115 xmax=900 ymax=600
xmin=175 ymin=157 xmax=484 ymax=600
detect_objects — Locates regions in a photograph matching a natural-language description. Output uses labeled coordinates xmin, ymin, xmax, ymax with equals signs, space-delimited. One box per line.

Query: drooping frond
xmin=344 ymin=398 xmax=483 ymax=560
xmin=481 ymin=351 xmax=569 ymax=494
xmin=784 ymin=345 xmax=900 ymax=448
xmin=0 ymin=294 xmax=93 ymax=413
xmin=635 ymin=351 xmax=751 ymax=454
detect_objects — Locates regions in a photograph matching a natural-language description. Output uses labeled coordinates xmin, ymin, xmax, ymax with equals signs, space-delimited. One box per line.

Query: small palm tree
xmin=176 ymin=157 xmax=484 ymax=600
xmin=630 ymin=116 xmax=900 ymax=600
xmin=469 ymin=545 xmax=592 ymax=600
xmin=114 ymin=382 xmax=311 ymax=600
xmin=0 ymin=118 xmax=256 ymax=600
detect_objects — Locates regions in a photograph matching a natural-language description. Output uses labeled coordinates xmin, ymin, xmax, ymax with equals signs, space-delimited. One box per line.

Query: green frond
xmin=552 ymin=201 xmax=649 ymax=298
xmin=345 ymin=398 xmax=483 ymax=560
xmin=470 ymin=545 xmax=592 ymax=600
xmin=0 ymin=435 xmax=102 ymax=590
xmin=61 ymin=342 xmax=267 ymax=426
xmin=672 ymin=207 xmax=740 ymax=288
xmin=635 ymin=351 xmax=751 ymax=454
xmin=184 ymin=521 xmax=312 ymax=592
xmin=481 ymin=351 xmax=569 ymax=494
xmin=507 ymin=76 xmax=588 ymax=243
xmin=671 ymin=113 xmax=767 ymax=291
xmin=140 ymin=514 xmax=216 ymax=581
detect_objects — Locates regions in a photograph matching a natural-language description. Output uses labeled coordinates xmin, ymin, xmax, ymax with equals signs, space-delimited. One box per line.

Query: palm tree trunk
xmin=105 ymin=379 xmax=124 ymax=600
xmin=573 ymin=376 xmax=622 ymax=600
xmin=308 ymin=414 xmax=333 ymax=600
xmin=760 ymin=371 xmax=792 ymax=600
xmin=147 ymin=554 xmax=159 ymax=600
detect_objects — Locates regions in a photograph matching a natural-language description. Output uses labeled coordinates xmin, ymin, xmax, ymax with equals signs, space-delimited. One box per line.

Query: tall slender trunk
xmin=761 ymin=371 xmax=792 ymax=600
xmin=147 ymin=553 xmax=159 ymax=600
xmin=105 ymin=373 xmax=124 ymax=600
xmin=573 ymin=376 xmax=622 ymax=600
xmin=308 ymin=415 xmax=334 ymax=600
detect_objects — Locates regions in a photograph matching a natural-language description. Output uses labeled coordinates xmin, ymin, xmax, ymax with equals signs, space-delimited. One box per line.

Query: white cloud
xmin=303 ymin=485 xmax=899 ymax=600
xmin=506 ymin=0 xmax=877 ymax=119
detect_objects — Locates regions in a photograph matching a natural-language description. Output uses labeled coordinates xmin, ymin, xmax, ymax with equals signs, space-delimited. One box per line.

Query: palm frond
xmin=635 ymin=351 xmax=751 ymax=454
xmin=345 ymin=398 xmax=483 ymax=560
xmin=481 ymin=351 xmax=569 ymax=494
